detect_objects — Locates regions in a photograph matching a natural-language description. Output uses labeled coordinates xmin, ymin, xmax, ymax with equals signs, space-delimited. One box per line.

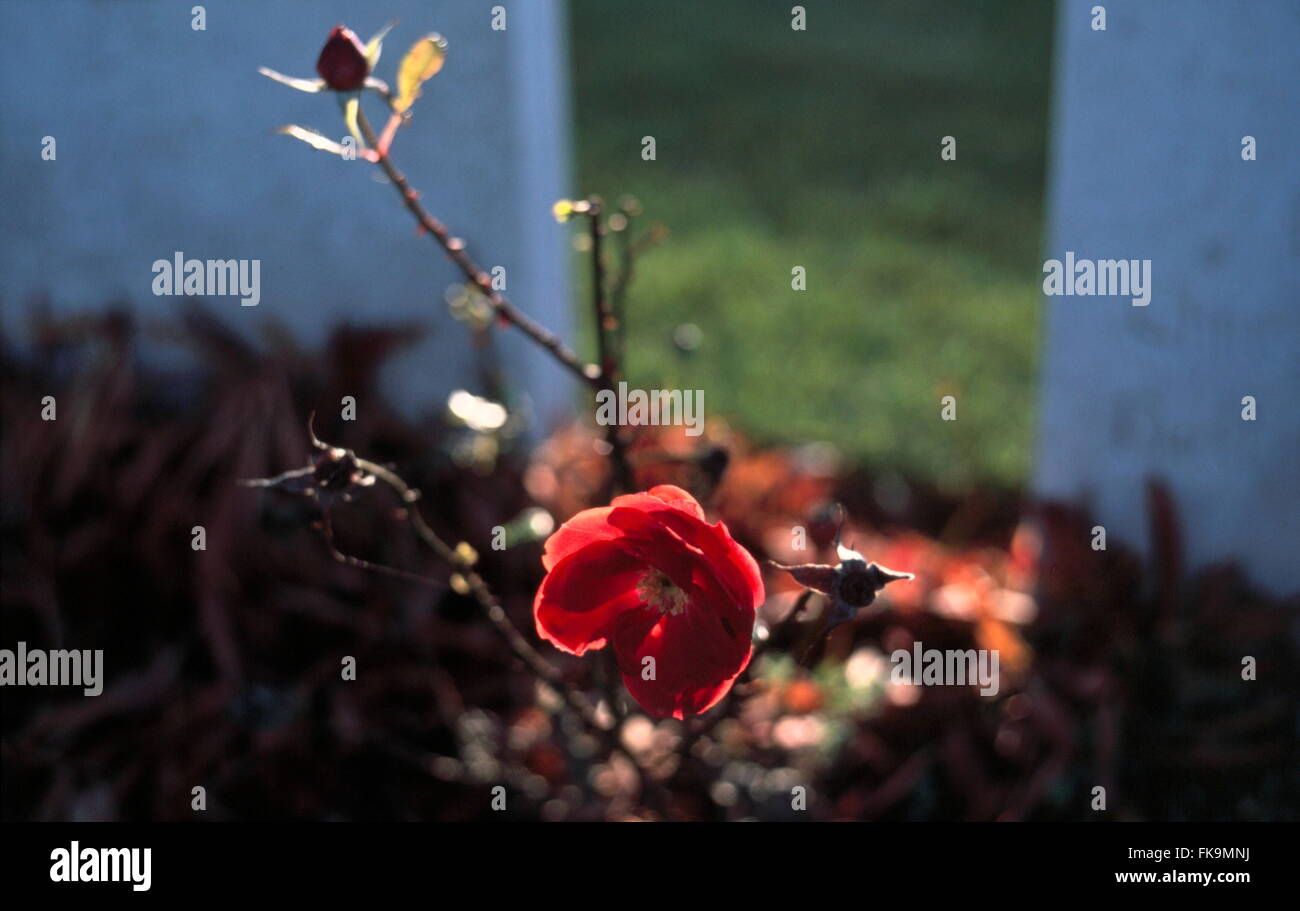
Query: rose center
xmin=637 ymin=569 xmax=689 ymax=617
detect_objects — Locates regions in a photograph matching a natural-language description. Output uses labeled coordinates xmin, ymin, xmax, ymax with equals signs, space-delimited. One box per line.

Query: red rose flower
xmin=534 ymin=485 xmax=764 ymax=719
xmin=316 ymin=25 xmax=370 ymax=91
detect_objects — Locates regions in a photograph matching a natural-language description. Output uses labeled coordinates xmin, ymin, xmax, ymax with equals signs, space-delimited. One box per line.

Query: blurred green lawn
xmin=569 ymin=0 xmax=1053 ymax=491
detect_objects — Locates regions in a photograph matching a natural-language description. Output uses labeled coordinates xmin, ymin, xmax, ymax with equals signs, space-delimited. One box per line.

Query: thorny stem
xmin=350 ymin=456 xmax=600 ymax=724
xmin=347 ymin=453 xmax=668 ymax=811
xmin=325 ymin=113 xmax=679 ymax=812
xmin=609 ymin=210 xmax=665 ymax=371
xmin=585 ymin=197 xmax=633 ymax=494
xmin=354 ymin=108 xmax=599 ymax=389
xmin=356 ymin=109 xmax=639 ymax=499
xmin=320 ymin=514 xmax=447 ymax=590
xmin=610 ymin=218 xmax=633 ymax=370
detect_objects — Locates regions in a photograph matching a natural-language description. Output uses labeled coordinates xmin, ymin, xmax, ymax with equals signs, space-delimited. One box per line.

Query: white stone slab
xmin=0 ymin=0 xmax=575 ymax=427
xmin=1036 ymin=0 xmax=1300 ymax=593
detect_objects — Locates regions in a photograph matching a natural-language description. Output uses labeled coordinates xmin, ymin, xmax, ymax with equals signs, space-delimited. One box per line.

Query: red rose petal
xmin=612 ymin=605 xmax=753 ymax=719
xmin=541 ymin=488 xmax=703 ymax=571
xmin=639 ymin=484 xmax=707 ymax=521
xmin=533 ymin=541 xmax=645 ymax=655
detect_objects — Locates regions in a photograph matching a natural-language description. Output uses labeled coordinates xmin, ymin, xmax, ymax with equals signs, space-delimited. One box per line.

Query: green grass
xmin=569 ymin=0 xmax=1054 ymax=490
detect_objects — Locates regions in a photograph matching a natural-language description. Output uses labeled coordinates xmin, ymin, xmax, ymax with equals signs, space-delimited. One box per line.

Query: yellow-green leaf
xmin=340 ymin=95 xmax=363 ymax=147
xmin=365 ymin=21 xmax=396 ymax=70
xmin=393 ymin=34 xmax=447 ymax=114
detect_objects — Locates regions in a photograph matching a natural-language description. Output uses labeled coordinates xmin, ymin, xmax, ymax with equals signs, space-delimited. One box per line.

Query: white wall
xmin=1036 ymin=0 xmax=1300 ymax=593
xmin=0 ymin=0 xmax=575 ymax=428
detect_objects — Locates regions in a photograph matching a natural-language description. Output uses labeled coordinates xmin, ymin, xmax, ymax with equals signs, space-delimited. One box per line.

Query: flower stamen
xmin=637 ymin=569 xmax=689 ymax=617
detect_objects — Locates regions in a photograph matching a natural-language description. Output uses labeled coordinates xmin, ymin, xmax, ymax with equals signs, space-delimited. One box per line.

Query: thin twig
xmin=319 ymin=513 xmax=448 ymax=589
xmin=585 ymin=197 xmax=633 ymax=494
xmin=610 ymin=218 xmax=633 ymax=370
xmin=354 ymin=108 xmax=599 ymax=388
xmin=609 ymin=212 xmax=665 ymax=370
xmin=349 ymin=454 xmax=670 ymax=812
xmin=326 ymin=112 xmax=675 ymax=812
xmin=350 ymin=457 xmax=603 ymax=725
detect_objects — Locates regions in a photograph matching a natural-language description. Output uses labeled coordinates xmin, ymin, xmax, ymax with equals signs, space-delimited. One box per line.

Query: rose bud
xmin=316 ymin=25 xmax=369 ymax=91
xmin=773 ymin=540 xmax=913 ymax=630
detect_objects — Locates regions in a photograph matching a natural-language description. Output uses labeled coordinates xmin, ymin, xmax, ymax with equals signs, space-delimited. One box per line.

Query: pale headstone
xmin=1036 ymin=0 xmax=1300 ymax=593
xmin=0 ymin=0 xmax=575 ymax=426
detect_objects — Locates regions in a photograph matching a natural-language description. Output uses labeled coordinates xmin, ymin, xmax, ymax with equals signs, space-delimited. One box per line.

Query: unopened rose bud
xmin=771 ymin=517 xmax=914 ymax=630
xmin=316 ymin=25 xmax=369 ymax=91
